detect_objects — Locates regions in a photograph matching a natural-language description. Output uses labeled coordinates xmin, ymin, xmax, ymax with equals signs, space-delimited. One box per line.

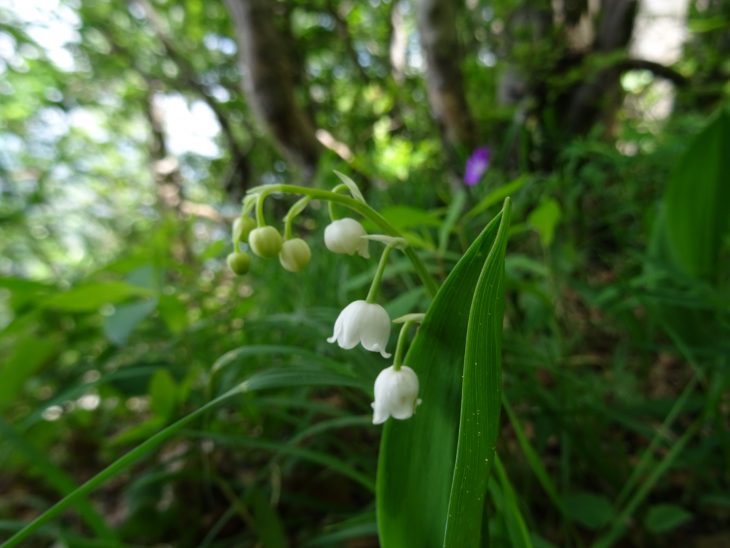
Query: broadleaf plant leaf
xmin=664 ymin=107 xmax=730 ymax=281
xmin=444 ymin=197 xmax=511 ymax=544
xmin=377 ymin=198 xmax=511 ymax=548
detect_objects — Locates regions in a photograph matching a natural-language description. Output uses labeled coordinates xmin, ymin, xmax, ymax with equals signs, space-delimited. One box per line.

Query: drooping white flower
xmin=371 ymin=365 xmax=421 ymax=424
xmin=324 ymin=218 xmax=369 ymax=258
xmin=327 ymin=300 xmax=391 ymax=357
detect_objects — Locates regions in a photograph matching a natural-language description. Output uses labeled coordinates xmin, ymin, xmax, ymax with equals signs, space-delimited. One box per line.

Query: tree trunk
xmin=225 ymin=0 xmax=321 ymax=176
xmin=416 ymin=0 xmax=477 ymax=154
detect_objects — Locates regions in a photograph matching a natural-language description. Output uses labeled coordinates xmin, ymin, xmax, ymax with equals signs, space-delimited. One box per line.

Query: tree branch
xmin=131 ymin=0 xmax=250 ymax=172
xmin=613 ymin=58 xmax=688 ymax=87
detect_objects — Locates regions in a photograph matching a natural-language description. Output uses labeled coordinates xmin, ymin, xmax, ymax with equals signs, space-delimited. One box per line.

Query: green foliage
xmin=1 ymin=0 xmax=729 ymax=546
xmin=664 ymin=108 xmax=730 ymax=281
xmin=377 ymin=201 xmax=510 ymax=547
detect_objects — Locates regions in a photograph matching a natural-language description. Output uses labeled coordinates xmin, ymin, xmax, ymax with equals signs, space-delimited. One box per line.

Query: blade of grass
xmin=185 ymin=430 xmax=375 ymax=491
xmin=613 ymin=375 xmax=698 ymax=508
xmin=591 ymin=419 xmax=701 ymax=548
xmin=494 ymin=455 xmax=534 ymax=548
xmin=3 ymin=368 xmax=365 ymax=547
xmin=502 ymin=395 xmax=567 ymax=517
xmin=0 ymin=419 xmax=116 ymax=543
xmin=438 ymin=188 xmax=467 ymax=256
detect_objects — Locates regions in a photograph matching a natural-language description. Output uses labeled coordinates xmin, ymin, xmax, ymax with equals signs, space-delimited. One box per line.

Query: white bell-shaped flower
xmin=371 ymin=365 xmax=421 ymax=424
xmin=327 ymin=300 xmax=391 ymax=357
xmin=324 ymin=218 xmax=369 ymax=258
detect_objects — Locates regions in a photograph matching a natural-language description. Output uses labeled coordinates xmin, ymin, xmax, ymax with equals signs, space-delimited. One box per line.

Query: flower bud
xmin=324 ymin=218 xmax=369 ymax=258
xmin=279 ymin=238 xmax=311 ymax=272
xmin=371 ymin=365 xmax=421 ymax=424
xmin=248 ymin=226 xmax=283 ymax=258
xmin=227 ymin=251 xmax=251 ymax=275
xmin=233 ymin=216 xmax=256 ymax=244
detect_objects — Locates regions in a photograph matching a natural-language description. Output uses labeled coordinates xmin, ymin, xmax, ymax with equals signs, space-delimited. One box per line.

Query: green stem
xmin=255 ymin=193 xmax=266 ymax=228
xmin=393 ymin=321 xmax=415 ymax=370
xmin=284 ymin=196 xmax=311 ymax=240
xmin=366 ymin=243 xmax=396 ymax=303
xmin=327 ymin=183 xmax=349 ymax=221
xmin=249 ymin=184 xmax=439 ymax=297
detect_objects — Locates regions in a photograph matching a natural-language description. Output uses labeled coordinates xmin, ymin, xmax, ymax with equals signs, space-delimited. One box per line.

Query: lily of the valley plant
xmin=228 ymin=174 xmax=427 ymax=425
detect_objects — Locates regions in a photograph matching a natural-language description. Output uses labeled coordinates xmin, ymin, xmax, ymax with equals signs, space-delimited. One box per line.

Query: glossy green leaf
xmin=664 ymin=108 xmax=730 ymax=281
xmin=377 ymin=198 xmax=511 ymax=547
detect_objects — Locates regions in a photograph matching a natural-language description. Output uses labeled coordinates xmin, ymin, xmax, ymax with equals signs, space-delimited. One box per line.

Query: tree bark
xmin=225 ymin=0 xmax=321 ymax=176
xmin=416 ymin=0 xmax=477 ymax=152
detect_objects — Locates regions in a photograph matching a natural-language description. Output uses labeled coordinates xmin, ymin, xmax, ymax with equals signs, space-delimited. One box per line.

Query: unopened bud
xmin=279 ymin=238 xmax=311 ymax=272
xmin=227 ymin=251 xmax=251 ymax=275
xmin=233 ymin=216 xmax=256 ymax=244
xmin=248 ymin=226 xmax=283 ymax=258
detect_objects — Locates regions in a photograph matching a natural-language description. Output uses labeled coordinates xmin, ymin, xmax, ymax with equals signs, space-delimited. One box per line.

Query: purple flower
xmin=464 ymin=146 xmax=491 ymax=186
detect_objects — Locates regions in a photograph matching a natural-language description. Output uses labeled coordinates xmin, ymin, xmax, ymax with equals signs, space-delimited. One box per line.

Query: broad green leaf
xmin=664 ymin=108 xmax=730 ymax=281
xmin=377 ymin=198 xmax=511 ymax=548
xmin=0 ymin=335 xmax=60 ymax=410
xmin=528 ymin=198 xmax=561 ymax=247
xmin=103 ymin=299 xmax=157 ymax=345
xmin=158 ymin=294 xmax=188 ymax=334
xmin=643 ymin=504 xmax=692 ymax=534
xmin=444 ymin=198 xmax=511 ymax=545
xmin=149 ymin=369 xmax=178 ymax=419
xmin=44 ymin=282 xmax=152 ymax=312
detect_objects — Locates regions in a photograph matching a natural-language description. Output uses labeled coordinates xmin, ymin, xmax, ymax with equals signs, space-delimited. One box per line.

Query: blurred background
xmin=0 ymin=0 xmax=728 ymax=546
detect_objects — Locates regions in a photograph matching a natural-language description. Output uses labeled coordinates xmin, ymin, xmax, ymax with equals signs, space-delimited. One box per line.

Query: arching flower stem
xmin=366 ymin=242 xmax=397 ymax=303
xmin=255 ymin=192 xmax=267 ymax=228
xmin=392 ymin=320 xmax=417 ymax=371
xmin=327 ymin=183 xmax=350 ymax=221
xmin=284 ymin=196 xmax=311 ymax=240
xmin=247 ymin=184 xmax=439 ymax=297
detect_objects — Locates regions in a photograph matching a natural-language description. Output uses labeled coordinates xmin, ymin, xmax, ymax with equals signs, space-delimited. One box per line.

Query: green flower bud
xmin=227 ymin=251 xmax=251 ymax=275
xmin=248 ymin=226 xmax=283 ymax=258
xmin=279 ymin=238 xmax=311 ymax=272
xmin=233 ymin=216 xmax=256 ymax=244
